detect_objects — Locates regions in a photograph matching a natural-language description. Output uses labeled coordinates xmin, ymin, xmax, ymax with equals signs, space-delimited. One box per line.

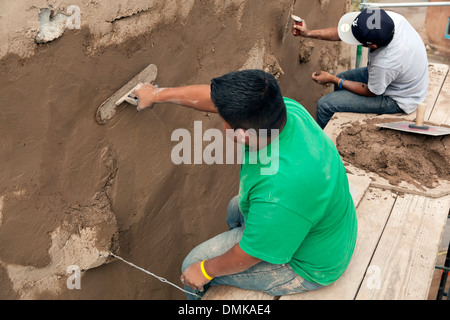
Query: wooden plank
xmin=202 ymin=285 xmax=276 ymax=300
xmin=281 ymin=189 xmax=397 ymax=300
xmin=428 ymin=70 xmax=450 ymax=126
xmin=356 ymin=194 xmax=450 ymax=300
xmin=426 ymin=63 xmax=449 ymax=121
xmin=347 ymin=174 xmax=372 ymax=208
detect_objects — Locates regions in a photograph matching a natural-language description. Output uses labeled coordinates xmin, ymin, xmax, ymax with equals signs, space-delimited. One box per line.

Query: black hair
xmin=210 ymin=69 xmax=286 ymax=136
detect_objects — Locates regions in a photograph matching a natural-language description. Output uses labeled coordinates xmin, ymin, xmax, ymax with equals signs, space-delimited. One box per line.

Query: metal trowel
xmin=95 ymin=64 xmax=158 ymax=125
xmin=376 ymin=104 xmax=450 ymax=136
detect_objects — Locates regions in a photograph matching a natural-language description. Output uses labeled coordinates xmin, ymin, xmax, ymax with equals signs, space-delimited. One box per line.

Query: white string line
xmin=109 ymin=252 xmax=201 ymax=299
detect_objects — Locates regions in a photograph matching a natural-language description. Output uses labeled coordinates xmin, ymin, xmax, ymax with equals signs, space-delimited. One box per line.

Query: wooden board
xmin=428 ymin=70 xmax=450 ymax=126
xmin=281 ymin=189 xmax=397 ymax=300
xmin=356 ymin=194 xmax=450 ymax=300
xmin=347 ymin=174 xmax=372 ymax=208
xmin=426 ymin=63 xmax=449 ymax=121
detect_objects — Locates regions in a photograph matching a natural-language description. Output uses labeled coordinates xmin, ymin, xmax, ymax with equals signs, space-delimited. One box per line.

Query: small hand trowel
xmin=376 ymin=104 xmax=450 ymax=136
xmin=95 ymin=64 xmax=158 ymax=125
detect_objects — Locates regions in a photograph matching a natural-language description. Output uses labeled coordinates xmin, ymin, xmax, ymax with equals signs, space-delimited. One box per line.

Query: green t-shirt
xmin=238 ymin=97 xmax=357 ymax=286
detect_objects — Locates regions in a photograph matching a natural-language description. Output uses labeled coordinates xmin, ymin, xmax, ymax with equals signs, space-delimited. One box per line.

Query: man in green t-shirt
xmin=134 ymin=70 xmax=357 ymax=300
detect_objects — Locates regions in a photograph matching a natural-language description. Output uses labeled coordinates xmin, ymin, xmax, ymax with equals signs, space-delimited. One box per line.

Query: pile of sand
xmin=336 ymin=118 xmax=450 ymax=190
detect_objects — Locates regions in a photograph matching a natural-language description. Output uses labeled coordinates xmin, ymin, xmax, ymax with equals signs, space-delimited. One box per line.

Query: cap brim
xmin=338 ymin=12 xmax=363 ymax=45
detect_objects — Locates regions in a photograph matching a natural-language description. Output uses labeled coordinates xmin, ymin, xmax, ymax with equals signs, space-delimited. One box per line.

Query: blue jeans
xmin=316 ymin=67 xmax=403 ymax=129
xmin=181 ymin=196 xmax=323 ymax=300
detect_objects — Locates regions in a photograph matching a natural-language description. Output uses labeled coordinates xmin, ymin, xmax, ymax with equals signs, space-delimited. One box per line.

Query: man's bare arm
xmin=134 ymin=84 xmax=218 ymax=113
xmin=312 ymin=71 xmax=377 ymax=97
xmin=205 ymin=244 xmax=262 ymax=278
xmin=341 ymin=79 xmax=377 ymax=97
xmin=293 ymin=21 xmax=340 ymax=41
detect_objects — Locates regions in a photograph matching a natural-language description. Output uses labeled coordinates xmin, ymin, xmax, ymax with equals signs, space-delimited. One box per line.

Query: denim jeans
xmin=181 ymin=196 xmax=323 ymax=300
xmin=316 ymin=67 xmax=403 ymax=129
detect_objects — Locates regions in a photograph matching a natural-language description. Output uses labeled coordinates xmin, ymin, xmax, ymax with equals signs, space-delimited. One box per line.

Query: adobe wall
xmin=0 ymin=0 xmax=350 ymax=299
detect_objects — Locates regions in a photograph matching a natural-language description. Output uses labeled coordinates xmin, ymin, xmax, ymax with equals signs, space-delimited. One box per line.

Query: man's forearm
xmin=204 ymin=244 xmax=262 ymax=278
xmin=340 ymin=79 xmax=377 ymax=97
xmin=331 ymin=76 xmax=377 ymax=97
xmin=153 ymin=85 xmax=218 ymax=113
xmin=306 ymin=27 xmax=341 ymax=41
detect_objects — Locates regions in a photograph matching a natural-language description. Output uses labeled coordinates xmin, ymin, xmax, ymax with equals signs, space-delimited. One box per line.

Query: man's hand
xmin=181 ymin=261 xmax=211 ymax=292
xmin=293 ymin=20 xmax=309 ymax=37
xmin=312 ymin=71 xmax=338 ymax=85
xmin=133 ymin=83 xmax=160 ymax=111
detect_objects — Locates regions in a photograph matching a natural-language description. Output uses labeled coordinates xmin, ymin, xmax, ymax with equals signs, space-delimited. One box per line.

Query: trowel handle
xmin=124 ymin=96 xmax=139 ymax=106
xmin=116 ymin=83 xmax=159 ymax=107
xmin=415 ymin=104 xmax=426 ymax=127
xmin=408 ymin=103 xmax=430 ymax=131
xmin=116 ymin=83 xmax=143 ymax=106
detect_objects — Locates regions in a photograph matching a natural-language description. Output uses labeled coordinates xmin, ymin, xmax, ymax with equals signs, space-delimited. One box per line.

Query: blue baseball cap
xmin=338 ymin=9 xmax=395 ymax=46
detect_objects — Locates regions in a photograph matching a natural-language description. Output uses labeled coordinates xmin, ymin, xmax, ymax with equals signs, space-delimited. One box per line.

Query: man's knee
xmin=226 ymin=195 xmax=242 ymax=229
xmin=181 ymin=256 xmax=190 ymax=273
xmin=317 ymin=95 xmax=333 ymax=114
xmin=181 ymin=251 xmax=197 ymax=273
xmin=227 ymin=196 xmax=239 ymax=216
xmin=316 ymin=95 xmax=335 ymax=129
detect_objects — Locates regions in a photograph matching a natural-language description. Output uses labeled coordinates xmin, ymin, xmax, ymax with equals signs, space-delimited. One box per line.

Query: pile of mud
xmin=336 ymin=118 xmax=450 ymax=190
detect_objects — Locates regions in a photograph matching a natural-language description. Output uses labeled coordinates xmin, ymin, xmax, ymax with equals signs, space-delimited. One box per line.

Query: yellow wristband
xmin=200 ymin=260 xmax=214 ymax=281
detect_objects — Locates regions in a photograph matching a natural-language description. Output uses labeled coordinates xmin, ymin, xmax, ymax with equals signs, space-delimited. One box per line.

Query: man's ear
xmin=235 ymin=128 xmax=249 ymax=144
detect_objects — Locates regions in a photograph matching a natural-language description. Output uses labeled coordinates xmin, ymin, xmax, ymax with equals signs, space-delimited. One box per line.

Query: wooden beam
xmin=356 ymin=194 xmax=450 ymax=300
xmin=347 ymin=174 xmax=372 ymax=208
xmin=428 ymin=70 xmax=450 ymax=125
xmin=426 ymin=63 xmax=449 ymax=121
